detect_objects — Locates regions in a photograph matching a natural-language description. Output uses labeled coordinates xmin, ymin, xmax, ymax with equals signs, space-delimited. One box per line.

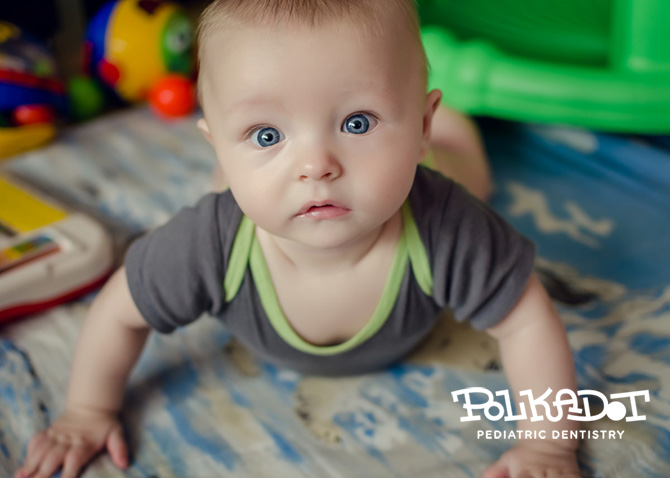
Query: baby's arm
xmin=484 ymin=273 xmax=580 ymax=478
xmin=16 ymin=267 xmax=150 ymax=478
xmin=429 ymin=106 xmax=492 ymax=202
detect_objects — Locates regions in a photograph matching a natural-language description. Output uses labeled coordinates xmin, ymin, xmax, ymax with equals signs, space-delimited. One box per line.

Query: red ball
xmin=148 ymin=75 xmax=196 ymax=119
xmin=12 ymin=104 xmax=56 ymax=125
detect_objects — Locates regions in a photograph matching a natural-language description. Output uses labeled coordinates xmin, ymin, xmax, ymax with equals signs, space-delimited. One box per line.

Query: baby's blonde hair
xmin=197 ymin=0 xmax=422 ymax=37
xmin=196 ymin=0 xmax=427 ymax=101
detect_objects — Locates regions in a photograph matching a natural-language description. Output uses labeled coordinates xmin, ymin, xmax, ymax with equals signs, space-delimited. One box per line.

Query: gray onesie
xmin=125 ymin=166 xmax=535 ymax=375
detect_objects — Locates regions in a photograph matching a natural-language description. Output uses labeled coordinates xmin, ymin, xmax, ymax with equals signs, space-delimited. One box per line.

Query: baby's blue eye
xmin=343 ymin=113 xmax=373 ymax=134
xmin=251 ymin=127 xmax=283 ymax=147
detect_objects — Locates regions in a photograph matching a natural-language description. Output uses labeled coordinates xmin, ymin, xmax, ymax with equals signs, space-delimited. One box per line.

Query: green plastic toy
xmin=419 ymin=0 xmax=670 ymax=133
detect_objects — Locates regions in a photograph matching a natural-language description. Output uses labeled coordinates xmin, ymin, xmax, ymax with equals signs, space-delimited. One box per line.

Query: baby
xmin=16 ymin=1 xmax=580 ymax=477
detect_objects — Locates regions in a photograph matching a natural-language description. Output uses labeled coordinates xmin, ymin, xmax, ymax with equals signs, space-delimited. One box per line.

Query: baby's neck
xmin=255 ymin=211 xmax=403 ymax=274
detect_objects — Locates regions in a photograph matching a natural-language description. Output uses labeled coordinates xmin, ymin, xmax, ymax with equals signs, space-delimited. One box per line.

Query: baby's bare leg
xmin=429 ymin=106 xmax=492 ymax=202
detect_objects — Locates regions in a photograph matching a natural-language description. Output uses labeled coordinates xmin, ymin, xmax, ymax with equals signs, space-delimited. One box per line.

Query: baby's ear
xmin=420 ymin=89 xmax=443 ymax=159
xmin=197 ymin=118 xmax=213 ymax=144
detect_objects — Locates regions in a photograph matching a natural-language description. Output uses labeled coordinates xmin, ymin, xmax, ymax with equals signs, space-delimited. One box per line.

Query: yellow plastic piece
xmin=0 ymin=124 xmax=56 ymax=160
xmin=0 ymin=177 xmax=67 ymax=233
xmin=108 ymin=1 xmax=178 ymax=102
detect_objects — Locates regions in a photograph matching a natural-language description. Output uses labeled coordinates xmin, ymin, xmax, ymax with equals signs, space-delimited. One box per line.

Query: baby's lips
xmin=296 ymin=199 xmax=349 ymax=216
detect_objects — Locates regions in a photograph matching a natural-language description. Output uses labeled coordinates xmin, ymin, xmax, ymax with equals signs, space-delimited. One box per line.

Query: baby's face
xmin=198 ymin=17 xmax=440 ymax=250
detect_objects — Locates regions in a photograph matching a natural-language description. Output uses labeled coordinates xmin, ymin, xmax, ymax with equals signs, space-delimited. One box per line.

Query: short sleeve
xmin=425 ymin=175 xmax=535 ymax=330
xmin=124 ymin=193 xmax=228 ymax=333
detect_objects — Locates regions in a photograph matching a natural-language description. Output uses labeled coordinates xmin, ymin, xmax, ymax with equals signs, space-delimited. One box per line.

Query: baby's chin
xmin=269 ymin=223 xmax=383 ymax=251
xmin=281 ymin=229 xmax=367 ymax=250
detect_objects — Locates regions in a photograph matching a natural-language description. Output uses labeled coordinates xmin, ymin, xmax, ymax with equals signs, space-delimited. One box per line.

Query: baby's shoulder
xmin=408 ymin=165 xmax=474 ymax=226
xmin=409 ymin=165 xmax=523 ymax=254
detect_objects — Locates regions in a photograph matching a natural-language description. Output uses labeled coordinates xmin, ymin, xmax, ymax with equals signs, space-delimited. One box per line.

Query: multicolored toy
xmin=0 ymin=175 xmax=114 ymax=323
xmin=83 ymin=0 xmax=196 ymax=115
xmin=0 ymin=21 xmax=66 ymax=159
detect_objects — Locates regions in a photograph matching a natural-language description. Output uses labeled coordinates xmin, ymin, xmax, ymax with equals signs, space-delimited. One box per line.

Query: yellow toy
xmin=84 ymin=0 xmax=195 ymax=105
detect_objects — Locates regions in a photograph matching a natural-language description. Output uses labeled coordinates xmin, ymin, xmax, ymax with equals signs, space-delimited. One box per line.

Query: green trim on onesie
xmin=223 ymin=214 xmax=255 ymax=302
xmin=249 ymin=228 xmax=408 ymax=355
xmin=224 ymin=201 xmax=433 ymax=355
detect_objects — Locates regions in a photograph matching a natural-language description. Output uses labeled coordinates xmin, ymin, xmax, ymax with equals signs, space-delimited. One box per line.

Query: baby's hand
xmin=15 ymin=409 xmax=128 ymax=478
xmin=483 ymin=440 xmax=580 ymax=478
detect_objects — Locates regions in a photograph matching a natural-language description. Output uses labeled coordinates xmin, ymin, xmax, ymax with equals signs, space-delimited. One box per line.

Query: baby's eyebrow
xmin=225 ymin=96 xmax=278 ymax=115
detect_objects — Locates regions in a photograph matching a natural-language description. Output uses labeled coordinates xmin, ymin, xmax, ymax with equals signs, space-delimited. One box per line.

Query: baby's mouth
xmin=297 ymin=201 xmax=351 ymax=219
xmin=309 ymin=204 xmax=330 ymax=211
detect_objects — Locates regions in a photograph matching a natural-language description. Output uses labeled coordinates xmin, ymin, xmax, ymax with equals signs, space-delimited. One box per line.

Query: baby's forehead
xmin=201 ymin=26 xmax=419 ymax=85
xmin=196 ymin=9 xmax=427 ymax=106
xmin=199 ymin=18 xmax=422 ymax=78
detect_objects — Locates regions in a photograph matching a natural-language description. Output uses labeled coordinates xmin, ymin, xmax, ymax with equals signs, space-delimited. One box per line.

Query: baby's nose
xmin=296 ymin=148 xmax=342 ymax=182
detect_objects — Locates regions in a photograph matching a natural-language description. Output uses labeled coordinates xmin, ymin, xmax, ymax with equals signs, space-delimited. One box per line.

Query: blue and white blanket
xmin=1 ymin=107 xmax=668 ymax=477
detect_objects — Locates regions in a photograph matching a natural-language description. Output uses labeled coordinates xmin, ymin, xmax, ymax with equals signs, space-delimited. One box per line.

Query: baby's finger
xmin=106 ymin=427 xmax=129 ymax=469
xmin=483 ymin=460 xmax=509 ymax=478
xmin=550 ymin=470 xmax=579 ymax=478
xmin=16 ymin=433 xmax=53 ymax=478
xmin=61 ymin=443 xmax=97 ymax=478
xmin=31 ymin=442 xmax=68 ymax=478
